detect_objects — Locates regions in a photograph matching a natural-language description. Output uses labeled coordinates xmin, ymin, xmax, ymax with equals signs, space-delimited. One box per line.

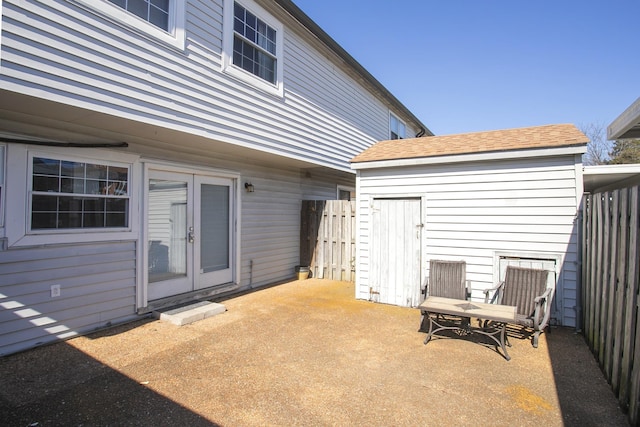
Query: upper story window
xmin=233 ymin=3 xmax=277 ymax=85
xmin=73 ymin=0 xmax=186 ymax=50
xmin=108 ymin=0 xmax=170 ymax=31
xmin=390 ymin=113 xmax=406 ymax=140
xmin=223 ymin=0 xmax=284 ymax=96
xmin=30 ymin=156 xmax=129 ymax=230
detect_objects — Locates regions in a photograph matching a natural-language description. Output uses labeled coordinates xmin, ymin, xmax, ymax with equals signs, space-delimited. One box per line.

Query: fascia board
xmin=608 ymin=97 xmax=640 ymax=140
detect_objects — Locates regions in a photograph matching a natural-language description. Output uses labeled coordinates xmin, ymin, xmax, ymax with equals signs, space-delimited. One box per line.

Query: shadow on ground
xmin=0 ymin=322 xmax=218 ymax=426
xmin=545 ymin=327 xmax=629 ymax=426
xmin=0 ymin=279 xmax=631 ymax=426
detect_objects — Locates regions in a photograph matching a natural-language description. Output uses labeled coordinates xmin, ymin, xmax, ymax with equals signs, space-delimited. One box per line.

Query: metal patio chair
xmin=484 ymin=265 xmax=553 ymax=348
xmin=420 ymin=260 xmax=470 ymax=331
xmin=422 ymin=259 xmax=470 ymax=300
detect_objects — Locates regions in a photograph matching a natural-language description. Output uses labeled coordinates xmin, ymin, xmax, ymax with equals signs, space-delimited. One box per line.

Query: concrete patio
xmin=0 ymin=279 xmax=629 ymax=426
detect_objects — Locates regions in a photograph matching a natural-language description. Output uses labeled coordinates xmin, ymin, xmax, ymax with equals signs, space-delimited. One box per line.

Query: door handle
xmin=188 ymin=226 xmax=195 ymax=244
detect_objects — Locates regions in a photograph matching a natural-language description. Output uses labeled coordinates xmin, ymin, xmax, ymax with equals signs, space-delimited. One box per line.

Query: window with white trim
xmin=73 ymin=0 xmax=186 ymax=50
xmin=390 ymin=113 xmax=406 ymax=140
xmin=337 ymin=185 xmax=355 ymax=201
xmin=30 ymin=156 xmax=130 ymax=230
xmin=108 ymin=0 xmax=170 ymax=31
xmin=223 ymin=0 xmax=283 ymax=95
xmin=233 ymin=2 xmax=277 ymax=84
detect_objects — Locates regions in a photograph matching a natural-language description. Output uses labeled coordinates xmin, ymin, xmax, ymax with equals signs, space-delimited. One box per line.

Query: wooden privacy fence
xmin=300 ymin=200 xmax=356 ymax=282
xmin=582 ymin=185 xmax=640 ymax=425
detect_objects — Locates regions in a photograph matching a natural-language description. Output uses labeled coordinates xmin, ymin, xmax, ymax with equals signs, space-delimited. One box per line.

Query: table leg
xmin=473 ymin=322 xmax=511 ymax=361
xmin=423 ymin=311 xmax=434 ymax=344
xmin=423 ymin=312 xmax=469 ymax=345
xmin=500 ymin=324 xmax=511 ymax=361
xmin=420 ymin=312 xmax=511 ymax=360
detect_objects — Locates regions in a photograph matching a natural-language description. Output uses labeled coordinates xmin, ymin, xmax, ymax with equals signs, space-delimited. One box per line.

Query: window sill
xmin=8 ymin=229 xmax=138 ymax=248
xmin=71 ymin=0 xmax=186 ymax=51
xmin=222 ymin=64 xmax=284 ymax=98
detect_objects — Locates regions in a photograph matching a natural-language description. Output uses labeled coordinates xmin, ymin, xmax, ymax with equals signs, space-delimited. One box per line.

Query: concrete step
xmin=153 ymin=301 xmax=226 ymax=326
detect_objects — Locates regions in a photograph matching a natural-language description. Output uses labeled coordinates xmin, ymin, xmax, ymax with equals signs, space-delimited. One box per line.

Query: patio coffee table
xmin=419 ymin=296 xmax=517 ymax=360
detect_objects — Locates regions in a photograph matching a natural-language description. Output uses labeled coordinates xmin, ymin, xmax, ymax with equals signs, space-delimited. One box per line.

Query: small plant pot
xmin=295 ymin=265 xmax=310 ymax=280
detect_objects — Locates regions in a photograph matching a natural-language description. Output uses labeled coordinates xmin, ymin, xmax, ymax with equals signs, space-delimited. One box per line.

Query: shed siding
xmin=356 ymin=156 xmax=581 ymax=327
xmin=0 ymin=241 xmax=137 ymax=356
xmin=0 ymin=0 xmax=400 ymax=171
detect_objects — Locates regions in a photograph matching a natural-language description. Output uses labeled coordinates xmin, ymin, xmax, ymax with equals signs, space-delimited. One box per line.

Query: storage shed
xmin=350 ymin=124 xmax=589 ymax=328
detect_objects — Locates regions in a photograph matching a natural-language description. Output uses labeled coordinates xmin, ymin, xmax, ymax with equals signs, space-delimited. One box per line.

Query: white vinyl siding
xmin=0 ymin=0 xmax=409 ymax=354
xmin=0 ymin=241 xmax=137 ymax=356
xmin=0 ymin=0 xmax=393 ymax=172
xmin=355 ymin=155 xmax=582 ymax=327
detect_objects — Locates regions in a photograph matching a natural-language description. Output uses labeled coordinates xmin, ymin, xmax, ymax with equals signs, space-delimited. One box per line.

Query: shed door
xmin=371 ymin=198 xmax=422 ymax=307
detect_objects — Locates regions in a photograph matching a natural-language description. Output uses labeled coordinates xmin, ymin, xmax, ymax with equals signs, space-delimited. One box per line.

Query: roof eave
xmin=351 ymin=145 xmax=587 ymax=170
xmin=271 ymin=0 xmax=432 ymax=137
xmin=608 ymin=97 xmax=640 ymax=140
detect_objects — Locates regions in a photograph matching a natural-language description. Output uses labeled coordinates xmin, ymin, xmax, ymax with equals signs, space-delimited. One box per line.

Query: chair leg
xmin=419 ymin=312 xmax=429 ymax=332
xmin=533 ymin=330 xmax=540 ymax=348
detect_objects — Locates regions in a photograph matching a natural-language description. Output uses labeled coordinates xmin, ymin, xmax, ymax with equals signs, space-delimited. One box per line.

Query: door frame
xmin=137 ymin=161 xmax=241 ymax=311
xmin=369 ymin=196 xmax=424 ymax=307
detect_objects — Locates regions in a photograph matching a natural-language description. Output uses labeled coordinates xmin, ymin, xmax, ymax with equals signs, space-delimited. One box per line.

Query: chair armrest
xmin=421 ymin=276 xmax=429 ymax=296
xmin=533 ymin=287 xmax=554 ymax=330
xmin=534 ymin=287 xmax=553 ymax=304
xmin=484 ymin=282 xmax=504 ymax=304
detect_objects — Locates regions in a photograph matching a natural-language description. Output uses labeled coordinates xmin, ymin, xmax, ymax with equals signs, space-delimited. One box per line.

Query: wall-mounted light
xmin=244 ymin=182 xmax=255 ymax=193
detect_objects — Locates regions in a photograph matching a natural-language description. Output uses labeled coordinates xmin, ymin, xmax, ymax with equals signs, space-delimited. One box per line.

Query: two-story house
xmin=0 ymin=0 xmax=430 ymax=355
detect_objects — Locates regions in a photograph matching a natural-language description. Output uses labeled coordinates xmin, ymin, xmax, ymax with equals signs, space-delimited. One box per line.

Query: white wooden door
xmin=146 ymin=170 xmax=235 ymax=301
xmin=371 ymin=198 xmax=422 ymax=307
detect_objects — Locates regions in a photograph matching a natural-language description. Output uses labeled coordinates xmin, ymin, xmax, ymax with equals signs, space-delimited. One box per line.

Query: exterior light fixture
xmin=244 ymin=182 xmax=255 ymax=192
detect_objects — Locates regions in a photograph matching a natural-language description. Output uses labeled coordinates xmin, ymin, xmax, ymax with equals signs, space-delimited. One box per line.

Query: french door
xmin=146 ymin=169 xmax=235 ymax=301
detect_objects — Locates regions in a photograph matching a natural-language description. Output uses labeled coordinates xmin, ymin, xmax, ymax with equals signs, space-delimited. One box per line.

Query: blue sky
xmin=292 ymin=0 xmax=639 ymax=137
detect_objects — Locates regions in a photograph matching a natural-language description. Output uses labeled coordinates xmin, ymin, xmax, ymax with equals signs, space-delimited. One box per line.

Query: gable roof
xmin=351 ymin=124 xmax=589 ymax=164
